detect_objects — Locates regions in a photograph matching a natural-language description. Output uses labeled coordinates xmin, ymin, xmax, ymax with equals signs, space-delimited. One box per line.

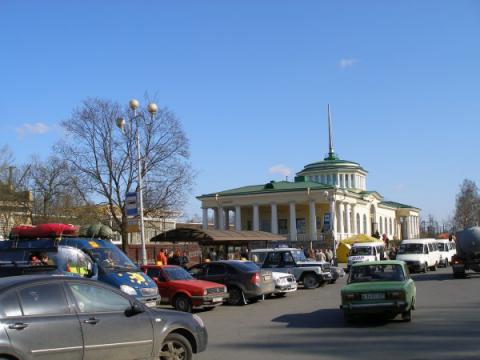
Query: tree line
xmin=0 ymin=97 xmax=193 ymax=250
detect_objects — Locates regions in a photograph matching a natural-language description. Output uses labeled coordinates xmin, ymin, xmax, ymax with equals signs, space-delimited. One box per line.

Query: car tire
xmin=173 ymin=294 xmax=193 ymax=313
xmin=329 ymin=279 xmax=337 ymax=284
xmin=159 ymin=333 xmax=193 ymax=360
xmin=227 ymin=287 xmax=245 ymax=306
xmin=422 ymin=263 xmax=427 ymax=273
xmin=401 ymin=308 xmax=412 ymax=322
xmin=430 ymin=263 xmax=437 ymax=271
xmin=248 ymin=295 xmax=263 ymax=303
xmin=303 ymin=273 xmax=319 ymax=289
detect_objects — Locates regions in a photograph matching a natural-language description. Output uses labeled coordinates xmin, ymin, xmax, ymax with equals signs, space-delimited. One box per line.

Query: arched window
xmin=327 ymin=174 xmax=331 ymax=185
xmin=356 ymin=213 xmax=360 ymax=235
xmin=363 ymin=214 xmax=367 ymax=234
xmin=379 ymin=216 xmax=383 ymax=233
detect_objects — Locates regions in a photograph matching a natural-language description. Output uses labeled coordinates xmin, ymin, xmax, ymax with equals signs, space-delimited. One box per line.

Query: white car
xmin=271 ymin=271 xmax=297 ymax=297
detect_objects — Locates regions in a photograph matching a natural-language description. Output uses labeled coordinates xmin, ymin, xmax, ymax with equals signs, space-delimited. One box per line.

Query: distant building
xmin=0 ymin=168 xmax=32 ymax=239
xmin=197 ymin=107 xmax=420 ymax=244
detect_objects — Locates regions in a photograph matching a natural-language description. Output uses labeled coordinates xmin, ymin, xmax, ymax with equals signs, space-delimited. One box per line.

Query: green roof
xmin=297 ymin=158 xmax=367 ymax=175
xmin=380 ymin=201 xmax=420 ymax=210
xmin=197 ymin=180 xmax=332 ymax=199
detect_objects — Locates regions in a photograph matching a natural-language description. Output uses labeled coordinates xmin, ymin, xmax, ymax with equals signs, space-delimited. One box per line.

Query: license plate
xmin=361 ymin=293 xmax=385 ymax=300
xmin=145 ymin=301 xmax=157 ymax=308
xmin=213 ymin=297 xmax=223 ymax=302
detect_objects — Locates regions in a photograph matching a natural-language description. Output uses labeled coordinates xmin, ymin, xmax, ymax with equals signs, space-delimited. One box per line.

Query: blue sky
xmin=1 ymin=1 xmax=479 ymax=223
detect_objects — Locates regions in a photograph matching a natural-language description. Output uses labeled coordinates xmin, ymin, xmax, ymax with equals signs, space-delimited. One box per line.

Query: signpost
xmin=125 ymin=192 xmax=139 ymax=233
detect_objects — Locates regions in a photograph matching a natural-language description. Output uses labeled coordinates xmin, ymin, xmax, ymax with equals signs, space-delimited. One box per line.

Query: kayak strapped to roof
xmin=10 ymin=223 xmax=79 ymax=239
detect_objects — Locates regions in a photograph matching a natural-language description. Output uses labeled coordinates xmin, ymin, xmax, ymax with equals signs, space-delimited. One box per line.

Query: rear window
xmin=229 ymin=261 xmax=259 ymax=272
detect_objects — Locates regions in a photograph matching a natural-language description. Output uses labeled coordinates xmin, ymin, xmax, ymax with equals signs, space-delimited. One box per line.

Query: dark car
xmin=0 ymin=275 xmax=207 ymax=360
xmin=188 ymin=260 xmax=275 ymax=306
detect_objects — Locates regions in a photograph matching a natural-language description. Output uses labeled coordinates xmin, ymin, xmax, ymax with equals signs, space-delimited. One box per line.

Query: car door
xmin=1 ymin=282 xmax=83 ymax=360
xmin=67 ymin=282 xmax=154 ymax=360
xmin=145 ymin=267 xmax=170 ymax=303
xmin=263 ymin=252 xmax=283 ymax=271
xmin=205 ymin=263 xmax=228 ymax=284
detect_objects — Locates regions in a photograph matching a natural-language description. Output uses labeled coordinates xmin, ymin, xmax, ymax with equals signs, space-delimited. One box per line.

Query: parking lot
xmin=194 ymin=267 xmax=480 ymax=360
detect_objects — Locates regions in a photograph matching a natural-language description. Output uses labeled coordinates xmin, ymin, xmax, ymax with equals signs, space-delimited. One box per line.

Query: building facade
xmin=197 ymin=111 xmax=420 ymax=244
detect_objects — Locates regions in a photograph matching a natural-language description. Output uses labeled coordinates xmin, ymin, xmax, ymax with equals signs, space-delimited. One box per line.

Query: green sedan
xmin=340 ymin=260 xmax=416 ymax=322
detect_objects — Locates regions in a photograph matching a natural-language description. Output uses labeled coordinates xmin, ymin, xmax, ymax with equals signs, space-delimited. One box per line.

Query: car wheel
xmin=159 ymin=333 xmax=193 ymax=360
xmin=303 ymin=273 xmax=319 ymax=289
xmin=173 ymin=295 xmax=193 ymax=313
xmin=329 ymin=279 xmax=337 ymax=284
xmin=422 ymin=263 xmax=427 ymax=273
xmin=430 ymin=263 xmax=437 ymax=271
xmin=227 ymin=287 xmax=245 ymax=306
xmin=401 ymin=308 xmax=412 ymax=322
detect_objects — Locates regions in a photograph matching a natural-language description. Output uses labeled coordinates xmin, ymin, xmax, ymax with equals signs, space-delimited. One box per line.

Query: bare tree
xmin=56 ymin=98 xmax=193 ymax=250
xmin=454 ymin=179 xmax=480 ymax=230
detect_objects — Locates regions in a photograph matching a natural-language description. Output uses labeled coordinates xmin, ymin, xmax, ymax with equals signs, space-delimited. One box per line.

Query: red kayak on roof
xmin=11 ymin=223 xmax=79 ymax=238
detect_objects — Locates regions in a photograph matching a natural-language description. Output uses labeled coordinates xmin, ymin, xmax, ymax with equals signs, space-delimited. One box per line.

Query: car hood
xmin=170 ymin=279 xmax=225 ymax=290
xmin=342 ymin=281 xmax=407 ymax=293
xmin=103 ymin=270 xmax=157 ymax=290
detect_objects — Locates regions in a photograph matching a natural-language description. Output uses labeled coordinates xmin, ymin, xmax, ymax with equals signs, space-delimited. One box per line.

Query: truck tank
xmin=456 ymin=226 xmax=480 ymax=257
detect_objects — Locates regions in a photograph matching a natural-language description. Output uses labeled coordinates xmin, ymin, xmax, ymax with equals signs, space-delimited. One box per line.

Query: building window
xmin=379 ymin=216 xmax=383 ymax=233
xmin=278 ymin=219 xmax=288 ymax=234
xmin=327 ymin=174 xmax=331 ymax=185
xmin=389 ymin=218 xmax=393 ymax=235
xmin=356 ymin=214 xmax=360 ymax=234
xmin=363 ymin=214 xmax=367 ymax=234
xmin=385 ymin=218 xmax=388 ymax=235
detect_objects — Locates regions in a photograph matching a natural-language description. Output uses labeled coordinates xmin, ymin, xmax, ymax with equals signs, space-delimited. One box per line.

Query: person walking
xmin=156 ymin=248 xmax=168 ymax=266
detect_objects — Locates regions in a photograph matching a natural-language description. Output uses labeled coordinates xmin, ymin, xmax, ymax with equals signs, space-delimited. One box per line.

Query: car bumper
xmin=340 ymin=301 xmax=408 ymax=314
xmin=139 ymin=295 xmax=161 ymax=308
xmin=191 ymin=294 xmax=229 ymax=307
xmin=195 ymin=326 xmax=208 ymax=353
xmin=405 ymin=262 xmax=423 ymax=272
xmin=321 ymin=272 xmax=332 ymax=281
xmin=274 ymin=283 xmax=298 ymax=293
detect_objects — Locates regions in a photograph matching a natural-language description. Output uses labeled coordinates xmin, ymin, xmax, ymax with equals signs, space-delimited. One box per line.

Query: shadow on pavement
xmin=410 ymin=271 xmax=474 ymax=282
xmin=272 ymin=308 xmax=398 ymax=329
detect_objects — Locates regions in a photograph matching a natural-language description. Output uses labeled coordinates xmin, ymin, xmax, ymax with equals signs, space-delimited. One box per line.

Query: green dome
xmin=297 ymin=158 xmax=367 ymax=174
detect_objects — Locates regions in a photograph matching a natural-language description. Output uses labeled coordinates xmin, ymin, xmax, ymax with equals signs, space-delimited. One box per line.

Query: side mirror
xmin=125 ymin=302 xmax=145 ymax=317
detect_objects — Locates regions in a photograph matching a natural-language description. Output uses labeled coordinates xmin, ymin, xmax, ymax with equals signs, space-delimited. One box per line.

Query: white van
xmin=346 ymin=242 xmax=386 ymax=272
xmin=436 ymin=239 xmax=456 ymax=267
xmin=396 ymin=239 xmax=441 ymax=273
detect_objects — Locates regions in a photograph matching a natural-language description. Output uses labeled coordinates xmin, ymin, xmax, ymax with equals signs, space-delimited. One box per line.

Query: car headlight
xmin=120 ymin=285 xmax=138 ymax=296
xmin=193 ymin=314 xmax=205 ymax=328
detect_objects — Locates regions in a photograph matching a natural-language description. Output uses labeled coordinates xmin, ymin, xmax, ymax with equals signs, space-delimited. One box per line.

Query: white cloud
xmin=338 ymin=58 xmax=358 ymax=69
xmin=16 ymin=122 xmax=50 ymax=139
xmin=269 ymin=164 xmax=292 ymax=178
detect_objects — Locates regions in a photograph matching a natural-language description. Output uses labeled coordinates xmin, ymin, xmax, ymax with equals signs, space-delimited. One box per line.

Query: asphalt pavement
xmin=195 ymin=267 xmax=480 ymax=360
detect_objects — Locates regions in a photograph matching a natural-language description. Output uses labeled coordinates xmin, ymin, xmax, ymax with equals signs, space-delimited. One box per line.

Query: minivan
xmin=396 ymin=238 xmax=440 ymax=273
xmin=346 ymin=242 xmax=386 ymax=273
xmin=436 ymin=239 xmax=456 ymax=267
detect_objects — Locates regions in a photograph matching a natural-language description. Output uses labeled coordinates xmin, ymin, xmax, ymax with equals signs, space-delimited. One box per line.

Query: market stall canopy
xmin=150 ymin=228 xmax=286 ymax=244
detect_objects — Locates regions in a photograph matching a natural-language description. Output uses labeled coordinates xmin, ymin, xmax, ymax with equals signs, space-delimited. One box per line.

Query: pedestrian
xmin=325 ymin=248 xmax=333 ymax=263
xmin=156 ymin=248 xmax=168 ymax=266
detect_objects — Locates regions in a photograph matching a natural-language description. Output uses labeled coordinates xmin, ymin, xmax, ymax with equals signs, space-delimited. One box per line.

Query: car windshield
xmin=349 ymin=264 xmax=405 ymax=283
xmin=164 ymin=267 xmax=193 ymax=280
xmin=87 ymin=247 xmax=137 ymax=271
xmin=291 ymin=250 xmax=307 ymax=262
xmin=250 ymin=252 xmax=268 ymax=265
xmin=351 ymin=247 xmax=373 ymax=256
xmin=398 ymin=243 xmax=424 ymax=254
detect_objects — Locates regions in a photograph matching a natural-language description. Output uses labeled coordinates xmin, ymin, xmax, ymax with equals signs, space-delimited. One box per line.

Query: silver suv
xmin=249 ymin=248 xmax=332 ymax=289
xmin=0 ymin=275 xmax=207 ymax=360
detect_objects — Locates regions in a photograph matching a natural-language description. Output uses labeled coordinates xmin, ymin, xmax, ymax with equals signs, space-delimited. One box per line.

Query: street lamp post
xmin=116 ymin=99 xmax=157 ymax=265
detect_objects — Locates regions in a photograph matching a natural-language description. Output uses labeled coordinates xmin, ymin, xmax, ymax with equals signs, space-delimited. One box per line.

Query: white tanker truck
xmin=452 ymin=226 xmax=480 ymax=278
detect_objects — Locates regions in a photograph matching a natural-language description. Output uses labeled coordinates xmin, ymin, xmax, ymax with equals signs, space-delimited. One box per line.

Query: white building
xmin=197 ymin=108 xmax=420 ymax=243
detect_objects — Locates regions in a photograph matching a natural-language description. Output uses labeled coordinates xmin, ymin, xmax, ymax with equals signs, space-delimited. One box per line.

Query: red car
xmin=141 ymin=265 xmax=229 ymax=312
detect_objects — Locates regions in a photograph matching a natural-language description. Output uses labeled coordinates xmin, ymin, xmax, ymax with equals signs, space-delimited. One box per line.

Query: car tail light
xmin=250 ymin=272 xmax=261 ymax=286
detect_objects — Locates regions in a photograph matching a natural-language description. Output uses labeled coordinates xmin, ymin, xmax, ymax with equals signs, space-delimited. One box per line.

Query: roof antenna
xmin=325 ymin=104 xmax=338 ymax=160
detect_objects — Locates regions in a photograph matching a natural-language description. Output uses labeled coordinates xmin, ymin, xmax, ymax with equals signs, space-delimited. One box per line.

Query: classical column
xmin=289 ymin=202 xmax=297 ymax=241
xmin=202 ymin=207 xmax=208 ymax=230
xmin=351 ymin=204 xmax=357 ymax=235
xmin=271 ymin=203 xmax=278 ymax=234
xmin=309 ymin=199 xmax=317 ymax=241
xmin=235 ymin=205 xmax=241 ymax=231
xmin=213 ymin=208 xmax=219 ymax=229
xmin=345 ymin=203 xmax=351 ymax=236
xmin=253 ymin=204 xmax=260 ymax=231
xmin=338 ymin=202 xmax=344 ymax=239
xmin=224 ymin=209 xmax=230 ymax=229
xmin=218 ymin=207 xmax=225 ymax=230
